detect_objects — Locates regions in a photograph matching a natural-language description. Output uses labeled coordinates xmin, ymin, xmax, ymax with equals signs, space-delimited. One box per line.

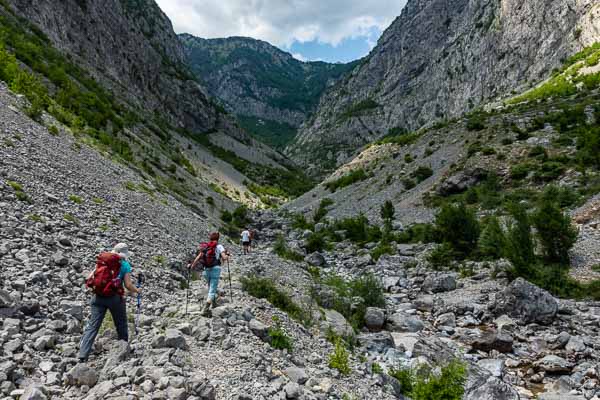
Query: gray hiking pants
xmin=79 ymin=295 xmax=128 ymax=359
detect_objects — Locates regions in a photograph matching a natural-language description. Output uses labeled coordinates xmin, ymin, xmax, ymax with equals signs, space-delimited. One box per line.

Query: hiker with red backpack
xmin=189 ymin=232 xmax=229 ymax=317
xmin=78 ymin=243 xmax=141 ymax=362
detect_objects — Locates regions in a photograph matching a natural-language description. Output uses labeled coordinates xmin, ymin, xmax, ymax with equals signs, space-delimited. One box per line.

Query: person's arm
xmin=190 ymin=252 xmax=202 ymax=269
xmin=220 ymin=247 xmax=230 ymax=262
xmin=124 ymin=273 xmax=141 ymax=295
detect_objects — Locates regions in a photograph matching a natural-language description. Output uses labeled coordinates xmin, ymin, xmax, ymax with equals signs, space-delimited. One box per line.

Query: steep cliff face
xmin=6 ymin=0 xmax=220 ymax=133
xmin=0 ymin=0 xmax=313 ymax=209
xmin=180 ymin=34 xmax=356 ymax=147
xmin=288 ymin=0 xmax=600 ymax=176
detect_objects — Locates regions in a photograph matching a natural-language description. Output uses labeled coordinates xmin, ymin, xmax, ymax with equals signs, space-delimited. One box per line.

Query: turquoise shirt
xmin=118 ymin=259 xmax=132 ymax=283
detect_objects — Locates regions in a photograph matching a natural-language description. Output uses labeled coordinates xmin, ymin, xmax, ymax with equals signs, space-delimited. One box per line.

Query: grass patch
xmin=64 ymin=213 xmax=79 ymax=224
xmin=28 ymin=214 xmax=44 ymax=223
xmin=68 ymin=194 xmax=83 ymax=204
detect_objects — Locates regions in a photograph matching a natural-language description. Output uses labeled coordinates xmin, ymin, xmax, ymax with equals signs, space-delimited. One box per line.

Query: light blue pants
xmin=203 ymin=266 xmax=221 ymax=302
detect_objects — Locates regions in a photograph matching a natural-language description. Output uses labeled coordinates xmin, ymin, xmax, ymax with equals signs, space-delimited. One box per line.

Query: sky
xmin=155 ymin=0 xmax=407 ymax=63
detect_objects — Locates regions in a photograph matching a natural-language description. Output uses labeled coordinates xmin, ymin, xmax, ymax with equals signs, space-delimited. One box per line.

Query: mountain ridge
xmin=180 ymin=33 xmax=357 ymax=148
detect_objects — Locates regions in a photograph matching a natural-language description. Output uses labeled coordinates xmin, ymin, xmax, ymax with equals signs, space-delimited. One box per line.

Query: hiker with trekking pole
xmin=78 ymin=243 xmax=142 ymax=363
xmin=189 ymin=232 xmax=231 ymax=318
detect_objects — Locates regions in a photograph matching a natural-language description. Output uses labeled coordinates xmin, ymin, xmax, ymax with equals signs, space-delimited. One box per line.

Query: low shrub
xmin=328 ymin=339 xmax=351 ymax=376
xmin=291 ymin=213 xmax=314 ymax=231
xmin=325 ymin=169 xmax=368 ymax=192
xmin=510 ymin=163 xmax=533 ymax=180
xmin=316 ymin=272 xmax=385 ymax=330
xmin=410 ymin=360 xmax=467 ymax=400
xmin=268 ymin=316 xmax=293 ymax=352
xmin=240 ymin=276 xmax=310 ymax=325
xmin=370 ymin=242 xmax=394 ymax=262
xmin=466 ymin=113 xmax=487 ymax=131
xmin=412 ymin=166 xmax=433 ymax=183
xmin=333 ymin=214 xmax=381 ymax=244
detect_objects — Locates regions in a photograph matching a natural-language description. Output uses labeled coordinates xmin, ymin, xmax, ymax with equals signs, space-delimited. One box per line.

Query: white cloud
xmin=156 ymin=0 xmax=407 ymax=48
xmin=291 ymin=53 xmax=307 ymax=62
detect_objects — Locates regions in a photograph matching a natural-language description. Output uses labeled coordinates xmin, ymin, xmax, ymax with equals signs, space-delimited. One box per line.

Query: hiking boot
xmin=200 ymin=302 xmax=212 ymax=317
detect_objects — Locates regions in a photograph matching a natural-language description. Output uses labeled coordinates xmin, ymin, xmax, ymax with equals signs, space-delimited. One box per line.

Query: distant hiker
xmin=79 ymin=243 xmax=141 ymax=362
xmin=250 ymin=228 xmax=258 ymax=249
xmin=241 ymin=228 xmax=251 ymax=254
xmin=190 ymin=232 xmax=229 ymax=317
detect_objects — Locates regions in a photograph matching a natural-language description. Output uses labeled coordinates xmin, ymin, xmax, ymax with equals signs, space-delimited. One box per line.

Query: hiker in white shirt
xmin=241 ymin=228 xmax=251 ymax=255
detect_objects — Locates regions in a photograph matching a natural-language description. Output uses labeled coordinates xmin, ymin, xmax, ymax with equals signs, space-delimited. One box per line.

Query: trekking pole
xmin=135 ymin=272 xmax=144 ymax=335
xmin=185 ymin=265 xmax=191 ymax=316
xmin=227 ymin=257 xmax=233 ymax=303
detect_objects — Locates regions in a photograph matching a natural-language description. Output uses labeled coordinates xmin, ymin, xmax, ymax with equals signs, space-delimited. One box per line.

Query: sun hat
xmin=113 ymin=243 xmax=132 ymax=260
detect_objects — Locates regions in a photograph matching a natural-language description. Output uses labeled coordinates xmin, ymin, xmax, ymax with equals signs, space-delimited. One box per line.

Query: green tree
xmin=380 ymin=200 xmax=395 ymax=222
xmin=478 ymin=216 xmax=506 ymax=259
xmin=434 ymin=203 xmax=480 ymax=258
xmin=532 ymin=198 xmax=578 ymax=264
xmin=505 ymin=203 xmax=535 ymax=275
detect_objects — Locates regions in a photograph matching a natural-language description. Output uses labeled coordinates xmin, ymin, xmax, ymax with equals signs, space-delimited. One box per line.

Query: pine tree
xmin=505 ymin=203 xmax=535 ymax=275
xmin=380 ymin=200 xmax=395 ymax=222
xmin=434 ymin=203 xmax=480 ymax=258
xmin=478 ymin=216 xmax=506 ymax=259
xmin=532 ymin=198 xmax=578 ymax=264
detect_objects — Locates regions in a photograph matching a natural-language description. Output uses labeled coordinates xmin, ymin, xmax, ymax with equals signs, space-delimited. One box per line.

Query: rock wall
xmin=288 ymin=0 xmax=600 ymax=176
xmin=5 ymin=0 xmax=220 ymax=133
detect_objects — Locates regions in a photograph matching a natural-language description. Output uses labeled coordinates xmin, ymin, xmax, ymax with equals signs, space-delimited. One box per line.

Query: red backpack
xmin=86 ymin=252 xmax=124 ymax=297
xmin=196 ymin=241 xmax=219 ymax=269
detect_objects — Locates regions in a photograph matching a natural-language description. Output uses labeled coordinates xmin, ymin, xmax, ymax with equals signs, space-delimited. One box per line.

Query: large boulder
xmin=357 ymin=332 xmax=395 ymax=353
xmin=422 ymin=273 xmax=457 ymax=293
xmin=65 ymin=364 xmax=98 ymax=387
xmin=385 ymin=312 xmax=424 ymax=333
xmin=489 ymin=278 xmax=558 ymax=325
xmin=164 ymin=329 xmax=188 ymax=350
xmin=364 ymin=307 xmax=385 ymax=331
xmin=471 ymin=329 xmax=514 ymax=353
xmin=534 ymin=355 xmax=573 ymax=373
xmin=305 ymin=252 xmax=325 ymax=267
xmin=320 ymin=309 xmax=353 ymax=338
xmin=0 ymin=289 xmax=14 ymax=308
xmin=438 ymin=168 xmax=487 ymax=196
xmin=249 ymin=319 xmax=269 ymax=341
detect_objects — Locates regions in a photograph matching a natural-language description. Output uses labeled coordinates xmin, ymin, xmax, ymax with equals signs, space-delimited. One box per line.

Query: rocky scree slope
xmin=287 ymin=0 xmax=600 ymax=175
xmin=180 ymin=34 xmax=356 ymax=148
xmin=0 ymin=0 xmax=310 ymax=209
xmin=253 ymin=212 xmax=600 ymax=400
xmin=0 ymin=85 xmax=393 ymax=399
